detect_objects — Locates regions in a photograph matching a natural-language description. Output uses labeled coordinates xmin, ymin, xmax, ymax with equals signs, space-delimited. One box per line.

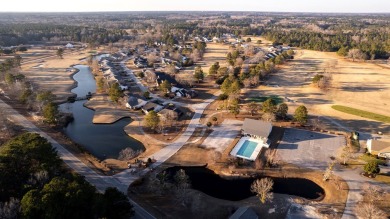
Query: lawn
xmin=331 ymin=105 xmax=390 ymax=123
xmin=247 ymin=95 xmax=284 ymax=104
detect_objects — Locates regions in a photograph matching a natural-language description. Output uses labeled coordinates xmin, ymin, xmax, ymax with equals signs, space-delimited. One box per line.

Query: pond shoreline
xmin=166 ymin=165 xmax=325 ymax=201
xmin=60 ymin=65 xmax=145 ymax=160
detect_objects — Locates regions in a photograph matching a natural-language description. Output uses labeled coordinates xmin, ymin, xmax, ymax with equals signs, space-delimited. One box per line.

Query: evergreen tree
xmin=294 ymin=105 xmax=308 ymax=125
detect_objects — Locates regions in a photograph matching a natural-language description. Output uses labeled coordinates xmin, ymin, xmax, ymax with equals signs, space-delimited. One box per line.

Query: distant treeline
xmin=0 ymin=23 xmax=127 ymax=47
xmin=263 ymin=30 xmax=390 ymax=59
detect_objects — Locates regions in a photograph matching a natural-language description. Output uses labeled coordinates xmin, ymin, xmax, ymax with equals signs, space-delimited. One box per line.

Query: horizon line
xmin=0 ymin=10 xmax=389 ymax=14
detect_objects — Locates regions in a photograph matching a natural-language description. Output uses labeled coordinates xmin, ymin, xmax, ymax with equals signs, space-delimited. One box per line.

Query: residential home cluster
xmin=142 ymin=70 xmax=197 ymax=98
xmin=100 ymin=50 xmax=132 ymax=91
xmin=126 ymin=97 xmax=183 ymax=122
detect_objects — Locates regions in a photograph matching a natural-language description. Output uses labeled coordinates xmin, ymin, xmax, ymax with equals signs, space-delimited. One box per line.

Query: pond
xmin=60 ymin=65 xmax=144 ymax=160
xmin=166 ymin=166 xmax=325 ymax=201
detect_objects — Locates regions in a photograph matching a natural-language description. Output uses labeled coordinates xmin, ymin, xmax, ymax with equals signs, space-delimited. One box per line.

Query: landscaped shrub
xmin=364 ymin=160 xmax=380 ymax=175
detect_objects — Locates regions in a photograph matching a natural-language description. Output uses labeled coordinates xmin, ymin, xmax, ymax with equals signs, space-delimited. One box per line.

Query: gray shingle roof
xmin=242 ymin=118 xmax=272 ymax=138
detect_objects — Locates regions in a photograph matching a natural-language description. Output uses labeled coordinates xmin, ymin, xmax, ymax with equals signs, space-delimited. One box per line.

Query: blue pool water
xmin=236 ymin=140 xmax=258 ymax=158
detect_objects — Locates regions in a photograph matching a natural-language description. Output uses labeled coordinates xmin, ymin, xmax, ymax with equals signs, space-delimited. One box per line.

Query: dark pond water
xmin=166 ymin=166 xmax=325 ymax=201
xmin=60 ymin=65 xmax=144 ymax=160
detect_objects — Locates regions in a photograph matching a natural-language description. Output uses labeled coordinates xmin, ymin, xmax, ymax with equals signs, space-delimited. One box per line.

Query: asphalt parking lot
xmin=277 ymin=128 xmax=346 ymax=169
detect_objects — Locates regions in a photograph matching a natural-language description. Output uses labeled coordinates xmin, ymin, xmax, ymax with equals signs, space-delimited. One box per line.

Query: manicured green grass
xmin=248 ymin=95 xmax=284 ymax=104
xmin=331 ymin=105 xmax=390 ymax=123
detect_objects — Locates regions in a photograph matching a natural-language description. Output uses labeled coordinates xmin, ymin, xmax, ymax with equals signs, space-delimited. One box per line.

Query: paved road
xmin=114 ymin=91 xmax=220 ymax=186
xmin=0 ymin=98 xmax=155 ymax=219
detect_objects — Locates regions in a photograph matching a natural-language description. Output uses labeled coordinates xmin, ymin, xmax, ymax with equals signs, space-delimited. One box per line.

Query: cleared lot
xmin=277 ymin=128 xmax=345 ymax=169
xmin=201 ymin=119 xmax=242 ymax=152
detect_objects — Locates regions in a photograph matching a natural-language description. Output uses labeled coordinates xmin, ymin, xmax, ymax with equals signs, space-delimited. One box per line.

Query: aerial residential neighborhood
xmin=0 ymin=2 xmax=389 ymax=219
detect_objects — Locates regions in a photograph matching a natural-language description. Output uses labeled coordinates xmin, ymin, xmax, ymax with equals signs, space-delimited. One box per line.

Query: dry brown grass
xmin=244 ymin=48 xmax=390 ymax=134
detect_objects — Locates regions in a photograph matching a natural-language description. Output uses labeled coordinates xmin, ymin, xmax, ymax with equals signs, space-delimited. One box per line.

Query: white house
xmin=242 ymin=118 xmax=272 ymax=144
xmin=367 ymin=139 xmax=390 ymax=159
xmin=65 ymin=43 xmax=74 ymax=49
xmin=126 ymin=96 xmax=147 ymax=109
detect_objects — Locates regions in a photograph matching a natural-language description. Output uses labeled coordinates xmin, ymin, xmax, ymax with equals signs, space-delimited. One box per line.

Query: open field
xmin=244 ymin=48 xmax=390 ymax=134
xmin=197 ymin=42 xmax=230 ymax=74
xmin=331 ymin=105 xmax=390 ymax=123
xmin=20 ymin=50 xmax=90 ymax=101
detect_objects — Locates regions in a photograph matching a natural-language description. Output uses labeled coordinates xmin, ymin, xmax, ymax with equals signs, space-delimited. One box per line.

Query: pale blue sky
xmin=1 ymin=0 xmax=389 ymax=13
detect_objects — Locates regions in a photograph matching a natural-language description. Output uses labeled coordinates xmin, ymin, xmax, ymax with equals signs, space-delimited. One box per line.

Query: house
xmin=242 ymin=118 xmax=272 ymax=141
xmin=229 ymin=207 xmax=258 ymax=219
xmin=367 ymin=139 xmax=390 ymax=159
xmin=126 ymin=96 xmax=147 ymax=109
xmin=119 ymin=85 xmax=128 ymax=91
xmin=155 ymin=72 xmax=180 ymax=87
xmin=65 ymin=43 xmax=74 ymax=49
xmin=171 ymin=86 xmax=197 ymax=99
xmin=213 ymin=36 xmax=220 ymax=42
xmin=141 ymin=101 xmax=164 ymax=114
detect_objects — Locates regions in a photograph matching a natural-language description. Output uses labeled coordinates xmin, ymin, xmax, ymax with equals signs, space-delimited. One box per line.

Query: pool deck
xmin=230 ymin=136 xmax=268 ymax=161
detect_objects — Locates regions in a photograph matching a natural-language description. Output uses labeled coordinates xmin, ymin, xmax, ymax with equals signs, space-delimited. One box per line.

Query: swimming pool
xmin=236 ymin=140 xmax=258 ymax=158
xmin=230 ymin=137 xmax=268 ymax=161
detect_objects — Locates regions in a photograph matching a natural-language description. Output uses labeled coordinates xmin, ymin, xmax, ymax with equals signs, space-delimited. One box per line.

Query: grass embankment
xmin=331 ymin=105 xmax=390 ymax=123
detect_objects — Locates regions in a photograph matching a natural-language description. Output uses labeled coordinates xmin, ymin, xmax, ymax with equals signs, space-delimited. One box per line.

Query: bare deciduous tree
xmin=336 ymin=146 xmax=353 ymax=165
xmin=250 ymin=76 xmax=260 ymax=86
xmin=191 ymin=49 xmax=201 ymax=62
xmin=323 ymin=161 xmax=336 ymax=181
xmin=362 ymin=183 xmax=383 ymax=203
xmin=265 ymin=149 xmax=279 ymax=167
xmin=251 ymin=178 xmax=274 ymax=204
xmin=165 ymin=64 xmax=177 ymax=75
xmin=247 ymin=102 xmax=259 ymax=116
xmin=243 ymin=78 xmax=251 ymax=88
xmin=348 ymin=49 xmax=368 ymax=62
xmin=174 ymin=169 xmax=191 ymax=205
xmin=235 ymin=57 xmax=244 ymax=66
xmin=118 ymin=147 xmax=143 ymax=161
xmin=0 ymin=198 xmax=20 ymax=219
xmin=248 ymin=51 xmax=266 ymax=64
xmin=355 ymin=203 xmax=387 ymax=219
xmin=147 ymin=52 xmax=159 ymax=64
xmin=148 ymin=171 xmax=172 ymax=195
xmin=262 ymin=112 xmax=276 ymax=122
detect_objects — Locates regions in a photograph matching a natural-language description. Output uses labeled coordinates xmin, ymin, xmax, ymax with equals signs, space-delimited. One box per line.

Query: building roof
xmin=229 ymin=207 xmax=258 ymax=219
xmin=127 ymin=96 xmax=144 ymax=107
xmin=369 ymin=140 xmax=390 ymax=154
xmin=155 ymin=72 xmax=181 ymax=87
xmin=242 ymin=118 xmax=272 ymax=138
xmin=142 ymin=102 xmax=158 ymax=111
